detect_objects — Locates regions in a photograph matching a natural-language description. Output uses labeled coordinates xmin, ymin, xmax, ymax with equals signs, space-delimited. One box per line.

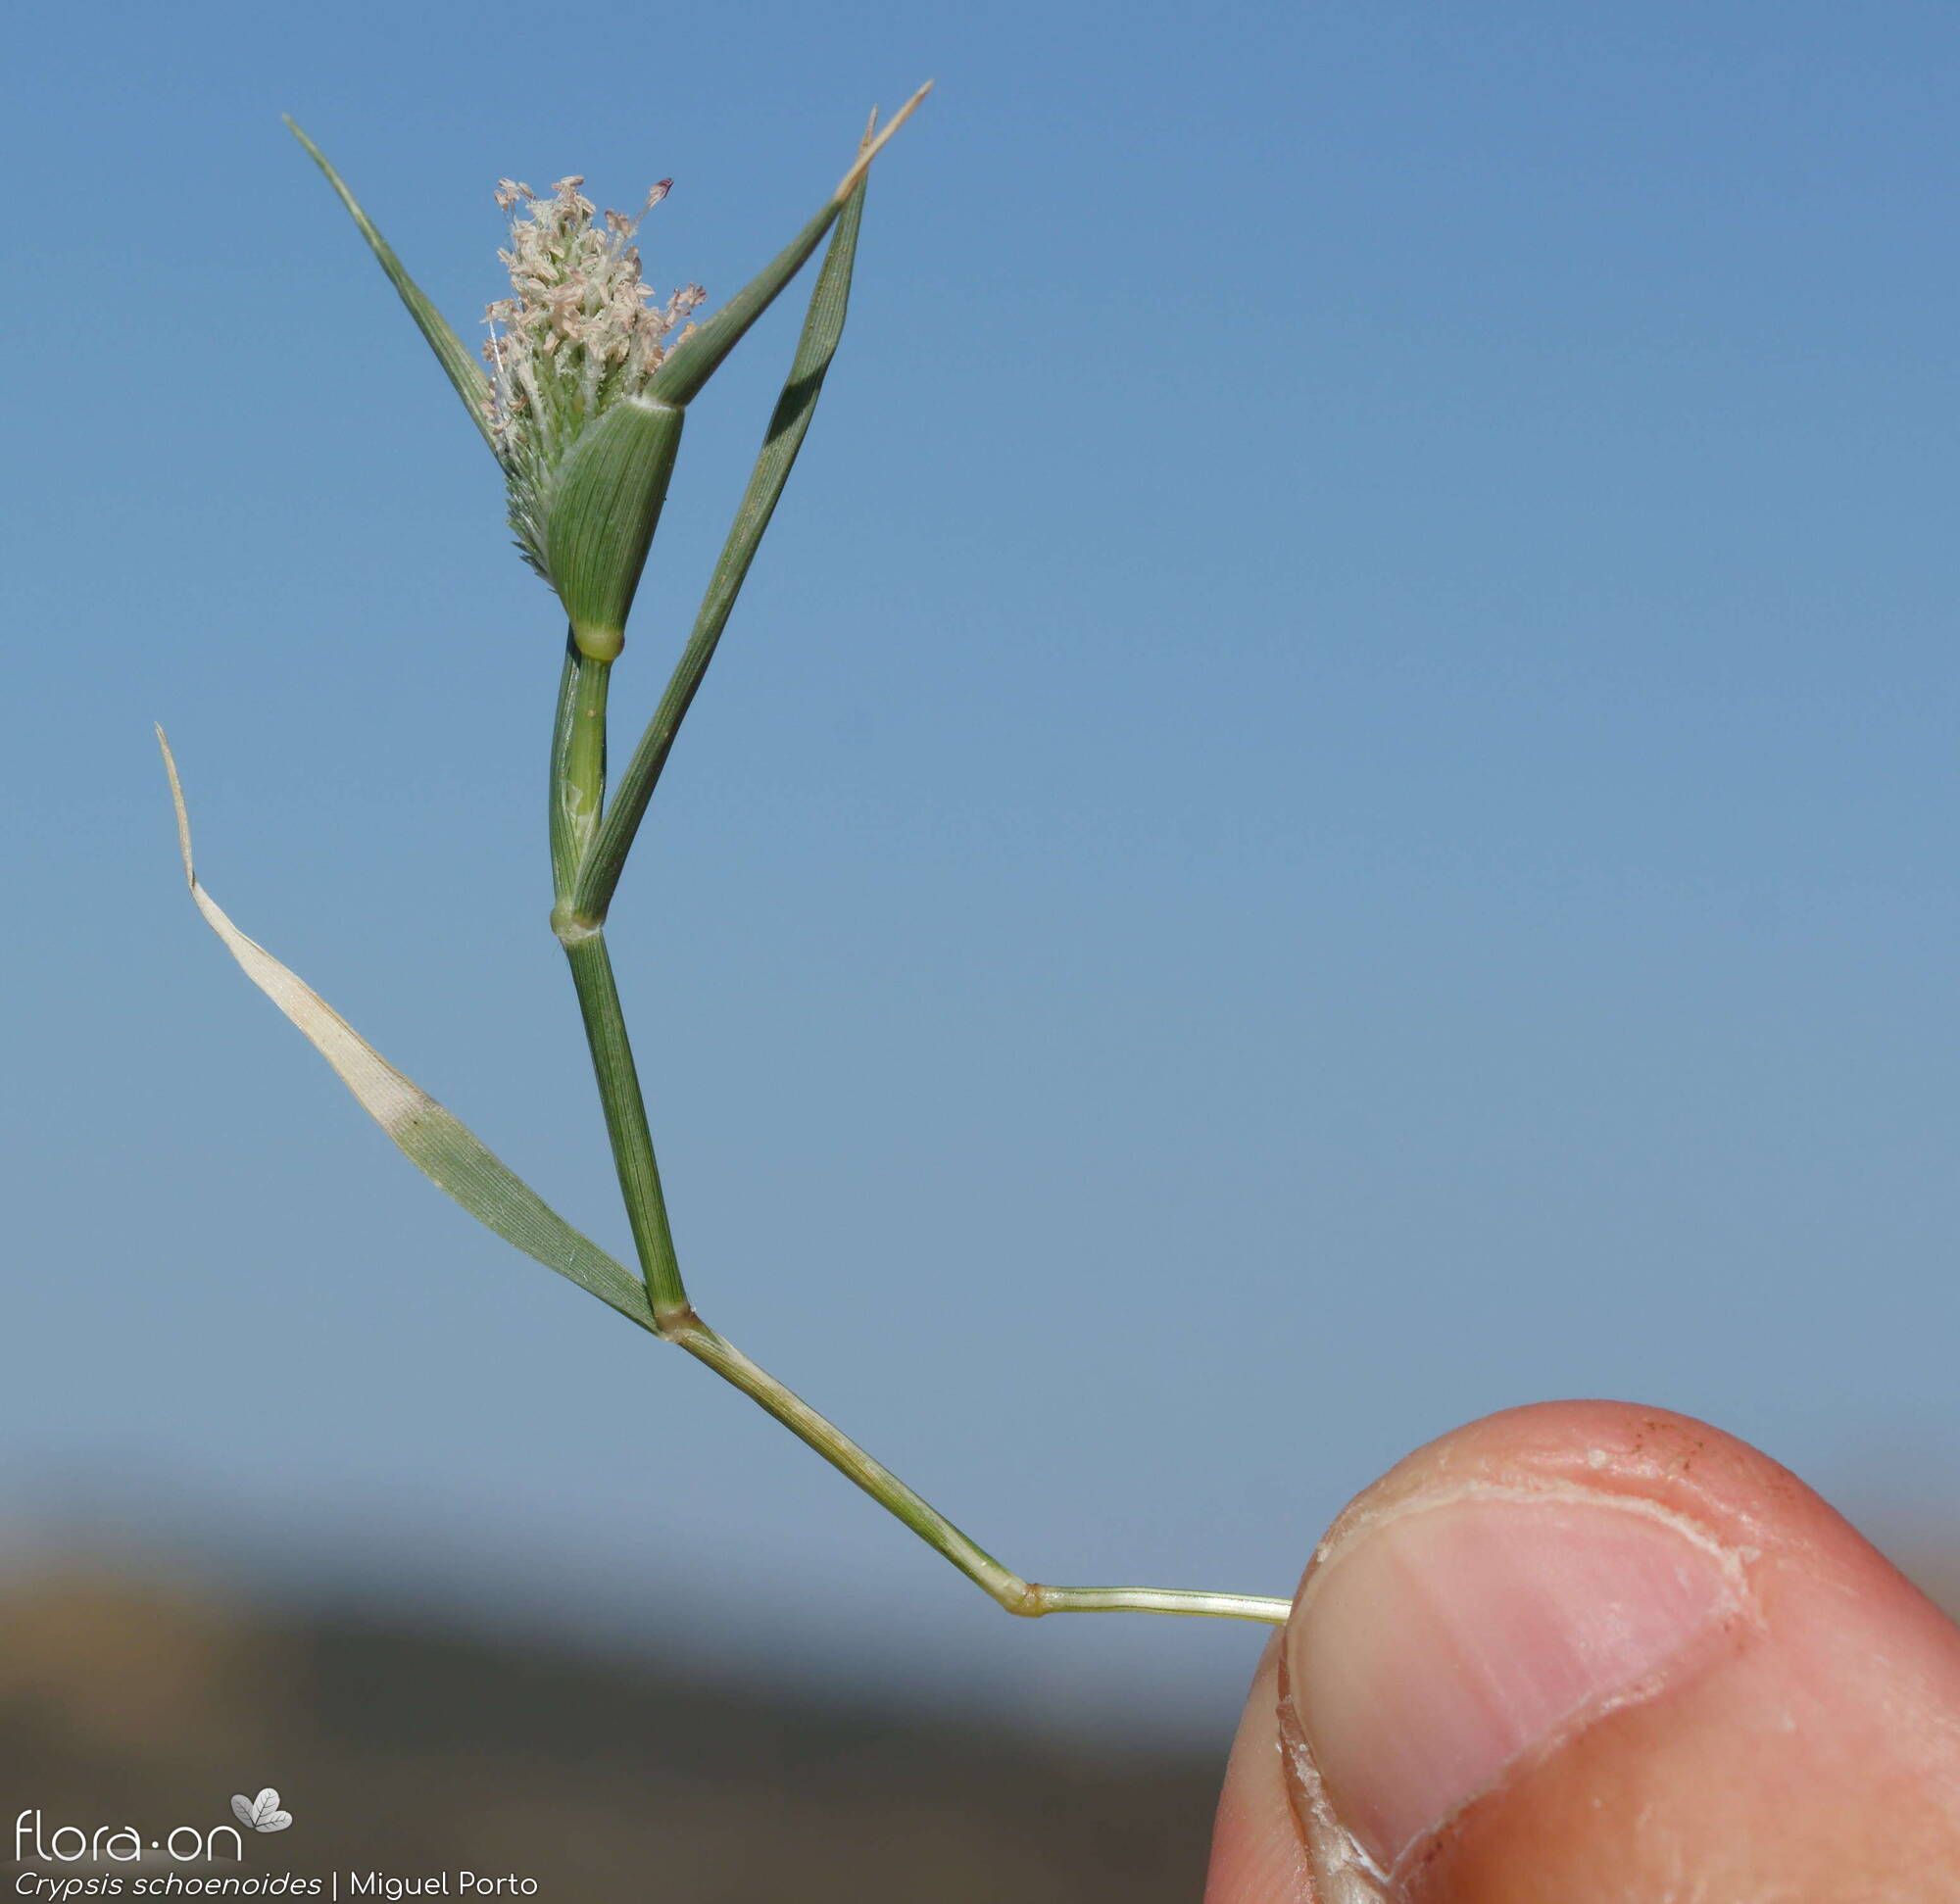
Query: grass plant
xmin=163 ymin=94 xmax=1291 ymax=1634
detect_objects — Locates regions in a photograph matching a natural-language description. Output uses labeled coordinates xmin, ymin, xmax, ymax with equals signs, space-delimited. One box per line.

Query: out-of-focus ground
xmin=0 ymin=1561 xmax=1225 ymax=1901
xmin=5 ymin=1534 xmax=1954 ymax=1900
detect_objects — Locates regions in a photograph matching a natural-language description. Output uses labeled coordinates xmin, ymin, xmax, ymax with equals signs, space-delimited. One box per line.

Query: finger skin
xmin=1207 ymin=1401 xmax=1960 ymax=1903
xmin=1206 ymin=1635 xmax=1313 ymax=1903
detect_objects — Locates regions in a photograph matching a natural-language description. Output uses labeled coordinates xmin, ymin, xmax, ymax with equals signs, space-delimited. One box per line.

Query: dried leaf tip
xmin=834 ymin=81 xmax=933 ymax=202
xmin=156 ymin=725 xmax=195 ymax=889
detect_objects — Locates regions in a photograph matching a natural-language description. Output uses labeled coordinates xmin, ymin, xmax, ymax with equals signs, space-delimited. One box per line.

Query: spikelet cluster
xmin=483 ymin=176 xmax=706 ymax=580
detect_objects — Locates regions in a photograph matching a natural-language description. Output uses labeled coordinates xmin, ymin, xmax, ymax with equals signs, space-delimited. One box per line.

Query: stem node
xmin=550 ymin=903 xmax=603 ymax=946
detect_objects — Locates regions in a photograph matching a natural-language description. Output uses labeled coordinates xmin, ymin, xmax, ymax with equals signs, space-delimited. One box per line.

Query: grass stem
xmin=535 ymin=121 xmax=1287 ymax=1629
xmin=674 ymin=1318 xmax=1290 ymax=1625
xmin=560 ymin=930 xmax=691 ymax=1324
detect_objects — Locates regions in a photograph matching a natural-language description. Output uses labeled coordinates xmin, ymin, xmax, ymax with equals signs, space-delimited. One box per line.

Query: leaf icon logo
xmin=230 ymin=1789 xmax=293 ymax=1832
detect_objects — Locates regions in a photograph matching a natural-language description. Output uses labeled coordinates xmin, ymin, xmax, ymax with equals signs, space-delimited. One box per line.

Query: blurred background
xmin=6 ymin=0 xmax=1960 ymax=1892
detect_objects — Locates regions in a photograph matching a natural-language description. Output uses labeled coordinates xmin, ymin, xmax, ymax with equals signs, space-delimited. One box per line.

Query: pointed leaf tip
xmin=834 ymin=81 xmax=932 ymax=203
xmin=156 ymin=724 xmax=195 ymax=888
xmin=287 ymin=123 xmax=496 ymax=454
xmin=647 ymin=93 xmax=925 ymax=414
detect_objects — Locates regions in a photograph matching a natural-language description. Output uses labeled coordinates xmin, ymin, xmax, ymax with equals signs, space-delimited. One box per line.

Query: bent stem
xmin=675 ymin=1319 xmax=1291 ymax=1626
xmin=546 ymin=656 xmax=1286 ymax=1630
xmin=540 ymin=111 xmax=1288 ymax=1631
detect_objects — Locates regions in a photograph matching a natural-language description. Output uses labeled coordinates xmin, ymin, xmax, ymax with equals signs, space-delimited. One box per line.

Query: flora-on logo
xmin=15 ymin=1809 xmax=243 ymax=1864
xmin=230 ymin=1789 xmax=294 ymax=1833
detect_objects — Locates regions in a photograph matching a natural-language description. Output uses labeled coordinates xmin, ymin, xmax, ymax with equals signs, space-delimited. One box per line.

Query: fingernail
xmin=1287 ymin=1490 xmax=1736 ymax=1873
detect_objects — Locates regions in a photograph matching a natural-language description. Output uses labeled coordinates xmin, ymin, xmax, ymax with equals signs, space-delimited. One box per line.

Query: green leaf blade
xmin=571 ymin=166 xmax=873 ymax=920
xmin=645 ymin=82 xmax=927 ymax=413
xmin=285 ymin=118 xmax=497 ymax=455
xmin=646 ymin=202 xmax=841 ymax=411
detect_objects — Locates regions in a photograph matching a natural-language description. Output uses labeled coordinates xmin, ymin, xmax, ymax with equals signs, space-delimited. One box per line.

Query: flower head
xmin=483 ymin=176 xmax=706 ymax=579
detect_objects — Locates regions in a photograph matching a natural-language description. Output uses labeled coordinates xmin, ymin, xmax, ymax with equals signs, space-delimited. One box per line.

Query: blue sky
xmin=6 ymin=0 xmax=1960 ymax=1734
